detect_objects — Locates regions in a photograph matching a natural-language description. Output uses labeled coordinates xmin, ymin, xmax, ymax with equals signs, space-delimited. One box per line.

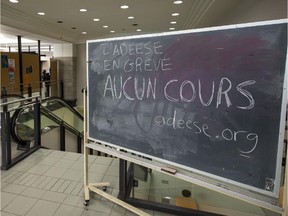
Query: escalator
xmin=8 ymin=96 xmax=83 ymax=148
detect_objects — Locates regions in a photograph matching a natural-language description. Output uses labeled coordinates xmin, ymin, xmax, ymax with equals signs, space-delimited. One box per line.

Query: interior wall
xmin=75 ymin=43 xmax=86 ymax=108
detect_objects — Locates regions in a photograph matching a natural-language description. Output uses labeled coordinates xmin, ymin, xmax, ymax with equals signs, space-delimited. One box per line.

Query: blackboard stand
xmin=82 ymin=89 xmax=150 ymax=216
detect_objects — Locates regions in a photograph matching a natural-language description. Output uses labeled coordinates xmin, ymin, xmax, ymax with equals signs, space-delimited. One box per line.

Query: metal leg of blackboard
xmin=82 ymin=88 xmax=150 ymax=216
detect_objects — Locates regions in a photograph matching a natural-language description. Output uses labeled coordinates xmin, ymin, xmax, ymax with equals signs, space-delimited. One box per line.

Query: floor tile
xmin=44 ymin=166 xmax=67 ymax=178
xmin=53 ymin=204 xmax=84 ymax=216
xmin=94 ymin=157 xmax=113 ymax=165
xmin=110 ymin=204 xmax=127 ymax=216
xmin=89 ymin=163 xmax=109 ymax=174
xmin=57 ymin=180 xmax=71 ymax=192
xmin=2 ymin=172 xmax=23 ymax=183
xmin=77 ymin=154 xmax=98 ymax=164
xmin=63 ymin=194 xmax=86 ymax=208
xmin=63 ymin=181 xmax=78 ymax=194
xmin=1 ymin=192 xmax=17 ymax=210
xmin=25 ymin=200 xmax=60 ymax=216
xmin=71 ymin=160 xmax=92 ymax=171
xmin=48 ymin=151 xmax=67 ymax=159
xmin=21 ymin=187 xmax=46 ymax=199
xmin=81 ymin=172 xmax=104 ymax=183
xmin=1 ymin=183 xmax=27 ymax=194
xmin=85 ymin=199 xmax=113 ymax=214
xmin=62 ymin=169 xmax=83 ymax=181
xmin=54 ymin=159 xmax=75 ymax=168
xmin=110 ymin=159 xmax=120 ymax=167
xmin=2 ymin=195 xmax=38 ymax=215
xmin=0 ymin=212 xmax=19 ymax=216
xmin=70 ymin=183 xmax=83 ymax=196
xmin=102 ymin=175 xmax=119 ymax=188
xmin=38 ymin=156 xmax=60 ymax=166
xmin=106 ymin=165 xmax=119 ymax=177
xmin=62 ymin=152 xmax=81 ymax=161
xmin=82 ymin=209 xmax=109 ymax=216
xmin=41 ymin=191 xmax=67 ymax=203
xmin=27 ymin=163 xmax=51 ymax=175
xmin=10 ymin=161 xmax=35 ymax=172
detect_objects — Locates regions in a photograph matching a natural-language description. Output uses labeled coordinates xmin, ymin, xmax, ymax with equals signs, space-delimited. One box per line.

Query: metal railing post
xmin=34 ymin=97 xmax=41 ymax=147
xmin=60 ymin=124 xmax=65 ymax=151
xmin=1 ymin=111 xmax=11 ymax=170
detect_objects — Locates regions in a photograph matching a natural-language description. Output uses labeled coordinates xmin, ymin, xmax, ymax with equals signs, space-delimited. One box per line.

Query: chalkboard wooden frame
xmin=87 ymin=19 xmax=288 ymax=199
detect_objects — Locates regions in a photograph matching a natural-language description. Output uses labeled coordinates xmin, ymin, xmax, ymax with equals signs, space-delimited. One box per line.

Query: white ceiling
xmin=1 ymin=0 xmax=287 ymax=47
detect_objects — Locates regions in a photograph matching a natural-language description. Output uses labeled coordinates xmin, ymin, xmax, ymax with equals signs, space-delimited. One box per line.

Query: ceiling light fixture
xmin=9 ymin=0 xmax=19 ymax=3
xmin=136 ymin=29 xmax=142 ymax=32
xmin=80 ymin=8 xmax=87 ymax=12
xmin=103 ymin=25 xmax=109 ymax=28
xmin=37 ymin=12 xmax=45 ymax=16
xmin=173 ymin=0 xmax=183 ymax=4
xmin=128 ymin=16 xmax=134 ymax=20
xmin=169 ymin=27 xmax=175 ymax=30
xmin=82 ymin=32 xmax=87 ymax=34
xmin=172 ymin=13 xmax=179 ymax=16
xmin=170 ymin=21 xmax=177 ymax=24
xmin=120 ymin=5 xmax=129 ymax=9
xmin=110 ymin=30 xmax=115 ymax=33
xmin=93 ymin=18 xmax=100 ymax=22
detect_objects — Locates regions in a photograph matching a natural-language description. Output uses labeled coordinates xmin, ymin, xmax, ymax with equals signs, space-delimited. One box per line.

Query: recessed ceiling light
xmin=173 ymin=0 xmax=183 ymax=4
xmin=170 ymin=21 xmax=177 ymax=24
xmin=103 ymin=25 xmax=109 ymax=28
xmin=110 ymin=30 xmax=115 ymax=33
xmin=37 ymin=12 xmax=45 ymax=16
xmin=172 ymin=13 xmax=179 ymax=16
xmin=128 ymin=16 xmax=134 ymax=20
xmin=136 ymin=29 xmax=142 ymax=32
xmin=9 ymin=0 xmax=19 ymax=3
xmin=80 ymin=8 xmax=87 ymax=12
xmin=120 ymin=5 xmax=129 ymax=9
xmin=169 ymin=27 xmax=175 ymax=30
xmin=93 ymin=18 xmax=100 ymax=22
xmin=82 ymin=32 xmax=87 ymax=34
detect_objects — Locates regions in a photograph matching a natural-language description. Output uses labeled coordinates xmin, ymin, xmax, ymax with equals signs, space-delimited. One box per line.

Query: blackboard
xmin=87 ymin=20 xmax=287 ymax=197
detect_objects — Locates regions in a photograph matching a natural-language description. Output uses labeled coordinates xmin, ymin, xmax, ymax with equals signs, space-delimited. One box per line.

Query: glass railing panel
xmin=42 ymin=99 xmax=83 ymax=133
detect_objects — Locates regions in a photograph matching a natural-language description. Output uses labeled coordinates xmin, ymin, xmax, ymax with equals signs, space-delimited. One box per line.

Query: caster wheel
xmin=84 ymin=200 xmax=89 ymax=206
xmin=102 ymin=186 xmax=107 ymax=191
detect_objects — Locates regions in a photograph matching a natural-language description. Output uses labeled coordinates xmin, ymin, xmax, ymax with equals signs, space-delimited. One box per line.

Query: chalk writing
xmin=154 ymin=110 xmax=259 ymax=155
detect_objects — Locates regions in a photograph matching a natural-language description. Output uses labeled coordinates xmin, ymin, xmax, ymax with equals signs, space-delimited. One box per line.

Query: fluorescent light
xmin=103 ymin=25 xmax=109 ymax=28
xmin=93 ymin=18 xmax=100 ymax=22
xmin=121 ymin=5 xmax=129 ymax=9
xmin=37 ymin=12 xmax=45 ymax=16
xmin=169 ymin=27 xmax=175 ymax=30
xmin=172 ymin=13 xmax=179 ymax=16
xmin=170 ymin=21 xmax=177 ymax=24
xmin=128 ymin=16 xmax=134 ymax=20
xmin=82 ymin=32 xmax=87 ymax=34
xmin=110 ymin=30 xmax=115 ymax=33
xmin=136 ymin=29 xmax=142 ymax=32
xmin=173 ymin=0 xmax=183 ymax=4
xmin=80 ymin=8 xmax=87 ymax=12
xmin=9 ymin=0 xmax=19 ymax=3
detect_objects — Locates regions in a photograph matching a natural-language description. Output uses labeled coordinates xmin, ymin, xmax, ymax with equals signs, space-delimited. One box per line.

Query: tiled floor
xmin=1 ymin=149 xmax=174 ymax=216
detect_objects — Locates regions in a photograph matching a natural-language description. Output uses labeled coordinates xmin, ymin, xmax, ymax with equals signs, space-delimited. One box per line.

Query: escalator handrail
xmin=42 ymin=96 xmax=83 ymax=120
xmin=11 ymin=97 xmax=84 ymax=146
